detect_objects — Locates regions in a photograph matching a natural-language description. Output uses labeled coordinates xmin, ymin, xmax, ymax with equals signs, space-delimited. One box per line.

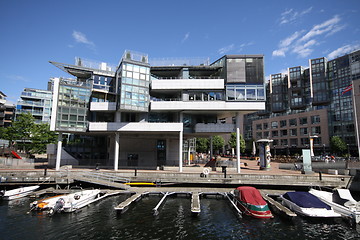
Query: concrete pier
xmin=114 ymin=193 xmax=142 ymax=213
xmin=191 ymin=192 xmax=200 ymax=214
xmin=261 ymin=192 xmax=297 ymax=218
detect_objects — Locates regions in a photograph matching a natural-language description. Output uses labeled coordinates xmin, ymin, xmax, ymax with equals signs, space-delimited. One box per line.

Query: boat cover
xmin=333 ymin=189 xmax=357 ymax=206
xmin=235 ymin=186 xmax=267 ymax=205
xmin=284 ymin=192 xmax=331 ymax=210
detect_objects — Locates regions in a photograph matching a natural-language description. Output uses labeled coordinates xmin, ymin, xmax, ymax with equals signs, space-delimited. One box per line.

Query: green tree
xmin=196 ymin=137 xmax=209 ymax=152
xmin=31 ymin=123 xmax=57 ymax=154
xmin=212 ymin=135 xmax=225 ymax=152
xmin=1 ymin=113 xmax=57 ymax=154
xmin=228 ymin=132 xmax=246 ymax=154
xmin=330 ymin=136 xmax=347 ymax=155
xmin=12 ymin=112 xmax=36 ymax=153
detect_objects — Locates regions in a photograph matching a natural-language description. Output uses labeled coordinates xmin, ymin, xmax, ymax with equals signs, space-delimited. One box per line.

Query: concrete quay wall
xmin=0 ymin=169 xmax=351 ymax=189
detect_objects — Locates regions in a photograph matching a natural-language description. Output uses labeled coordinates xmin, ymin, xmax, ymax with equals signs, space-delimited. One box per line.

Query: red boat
xmin=233 ymin=186 xmax=273 ymax=219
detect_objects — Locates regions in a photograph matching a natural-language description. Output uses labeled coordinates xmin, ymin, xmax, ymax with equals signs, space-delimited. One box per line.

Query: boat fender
xmin=203 ymin=168 xmax=210 ymax=175
xmin=0 ymin=190 xmax=4 ymax=197
xmin=74 ymin=194 xmax=80 ymax=200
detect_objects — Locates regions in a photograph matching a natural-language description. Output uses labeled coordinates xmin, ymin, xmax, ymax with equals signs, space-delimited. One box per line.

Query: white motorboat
xmin=280 ymin=191 xmax=341 ymax=218
xmin=30 ymin=189 xmax=102 ymax=215
xmin=309 ymin=188 xmax=360 ymax=224
xmin=0 ymin=185 xmax=40 ymax=200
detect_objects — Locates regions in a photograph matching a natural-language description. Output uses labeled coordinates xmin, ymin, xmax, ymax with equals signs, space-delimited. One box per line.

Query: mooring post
xmin=134 ymin=168 xmax=137 ymax=176
xmin=319 ymin=171 xmax=322 ymax=181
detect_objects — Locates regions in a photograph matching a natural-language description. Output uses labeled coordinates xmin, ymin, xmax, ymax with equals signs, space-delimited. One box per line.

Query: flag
xmin=341 ymin=84 xmax=352 ymax=95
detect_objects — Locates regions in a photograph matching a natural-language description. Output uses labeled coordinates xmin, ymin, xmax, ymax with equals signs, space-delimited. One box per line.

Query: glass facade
xmin=118 ymin=62 xmax=150 ymax=112
xmin=55 ymin=79 xmax=92 ymax=132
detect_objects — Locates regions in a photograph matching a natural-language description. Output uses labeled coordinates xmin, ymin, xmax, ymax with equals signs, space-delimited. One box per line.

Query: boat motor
xmin=49 ymin=198 xmax=65 ymax=215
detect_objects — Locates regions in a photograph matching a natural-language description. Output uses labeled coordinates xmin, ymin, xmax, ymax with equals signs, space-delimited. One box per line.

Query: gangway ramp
xmin=71 ymin=171 xmax=130 ymax=190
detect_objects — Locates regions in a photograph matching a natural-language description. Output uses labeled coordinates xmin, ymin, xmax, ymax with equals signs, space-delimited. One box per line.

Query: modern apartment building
xmin=0 ymin=91 xmax=15 ymax=128
xmin=16 ymin=88 xmax=52 ymax=124
xmin=247 ymin=49 xmax=360 ymax=156
xmin=48 ymin=51 xmax=266 ymax=171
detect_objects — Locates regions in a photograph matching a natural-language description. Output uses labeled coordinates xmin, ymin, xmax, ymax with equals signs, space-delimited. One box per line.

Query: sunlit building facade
xmin=248 ymin=49 xmax=360 ymax=156
xmin=49 ymin=51 xmax=266 ymax=171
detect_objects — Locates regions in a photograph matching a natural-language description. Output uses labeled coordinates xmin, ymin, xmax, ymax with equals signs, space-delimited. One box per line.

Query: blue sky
xmin=1 ymin=0 xmax=360 ymax=104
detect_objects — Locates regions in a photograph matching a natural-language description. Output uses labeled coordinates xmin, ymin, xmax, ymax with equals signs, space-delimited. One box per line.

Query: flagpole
xmin=351 ymin=80 xmax=360 ymax=159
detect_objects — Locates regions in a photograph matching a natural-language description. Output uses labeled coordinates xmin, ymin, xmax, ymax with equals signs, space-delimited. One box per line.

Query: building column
xmin=236 ymin=113 xmax=241 ymax=173
xmin=179 ymin=131 xmax=183 ymax=172
xmin=55 ymin=132 xmax=62 ymax=171
xmin=114 ymin=132 xmax=120 ymax=171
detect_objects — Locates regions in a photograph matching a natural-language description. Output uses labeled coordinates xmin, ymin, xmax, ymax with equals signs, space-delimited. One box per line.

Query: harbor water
xmin=1 ymin=193 xmax=360 ymax=240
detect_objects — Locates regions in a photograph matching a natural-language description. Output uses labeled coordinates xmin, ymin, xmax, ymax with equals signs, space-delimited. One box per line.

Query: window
xmin=280 ymin=129 xmax=288 ymax=137
xmin=299 ymin=117 xmax=308 ymax=125
xmin=311 ymin=115 xmax=321 ymax=124
xmin=281 ymin=139 xmax=288 ymax=146
xmin=263 ymin=123 xmax=268 ymax=129
xmin=256 ymin=132 xmax=262 ymax=139
xmin=256 ymin=124 xmax=262 ymax=130
xmin=263 ymin=131 xmax=269 ymax=138
xmin=301 ymin=138 xmax=310 ymax=146
xmin=290 ymin=129 xmax=297 ymax=136
xmin=311 ymin=126 xmax=321 ymax=135
xmin=272 ymin=130 xmax=279 ymax=137
xmin=289 ymin=118 xmax=297 ymax=126
xmin=300 ymin=127 xmax=308 ymax=135
xmin=280 ymin=120 xmax=287 ymax=128
xmin=290 ymin=138 xmax=298 ymax=146
xmin=271 ymin=121 xmax=278 ymax=128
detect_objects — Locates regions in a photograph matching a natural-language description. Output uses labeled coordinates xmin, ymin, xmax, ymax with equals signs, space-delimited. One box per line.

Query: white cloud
xmin=182 ymin=32 xmax=190 ymax=42
xmin=279 ymin=31 xmax=303 ymax=48
xmin=300 ymin=15 xmax=341 ymax=42
xmin=218 ymin=44 xmax=235 ymax=55
xmin=273 ymin=15 xmax=345 ymax=58
xmin=327 ymin=44 xmax=360 ymax=59
xmin=280 ymin=7 xmax=312 ymax=25
xmin=7 ymin=75 xmax=29 ymax=82
xmin=272 ymin=49 xmax=286 ymax=57
xmin=72 ymin=31 xmax=95 ymax=48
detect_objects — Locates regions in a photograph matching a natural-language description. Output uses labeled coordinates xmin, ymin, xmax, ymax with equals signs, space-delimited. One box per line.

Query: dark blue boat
xmin=281 ymin=191 xmax=341 ymax=218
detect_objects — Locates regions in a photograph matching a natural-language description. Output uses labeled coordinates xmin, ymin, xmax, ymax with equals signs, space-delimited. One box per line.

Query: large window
xmin=119 ymin=62 xmax=150 ymax=112
xmin=226 ymin=84 xmax=265 ymax=101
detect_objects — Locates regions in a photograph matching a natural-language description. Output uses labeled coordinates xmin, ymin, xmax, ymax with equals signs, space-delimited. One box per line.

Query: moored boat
xmin=0 ymin=185 xmax=40 ymax=200
xmin=232 ymin=186 xmax=273 ymax=218
xmin=280 ymin=191 xmax=341 ymax=218
xmin=309 ymin=188 xmax=360 ymax=224
xmin=30 ymin=189 xmax=102 ymax=215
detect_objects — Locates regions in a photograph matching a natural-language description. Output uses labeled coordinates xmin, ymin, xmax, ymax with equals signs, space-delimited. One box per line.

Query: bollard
xmin=222 ymin=166 xmax=227 ymax=178
xmin=319 ymin=171 xmax=322 ymax=181
xmin=135 ymin=168 xmax=137 ymax=176
xmin=44 ymin=165 xmax=48 ymax=176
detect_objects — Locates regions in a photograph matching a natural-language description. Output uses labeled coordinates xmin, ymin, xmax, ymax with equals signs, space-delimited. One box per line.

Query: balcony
xmin=151 ymin=78 xmax=224 ymax=90
xmin=89 ymin=122 xmax=183 ymax=133
xmin=151 ymin=101 xmax=265 ymax=112
xmin=195 ymin=123 xmax=235 ymax=133
xmin=90 ymin=102 xmax=116 ymax=111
